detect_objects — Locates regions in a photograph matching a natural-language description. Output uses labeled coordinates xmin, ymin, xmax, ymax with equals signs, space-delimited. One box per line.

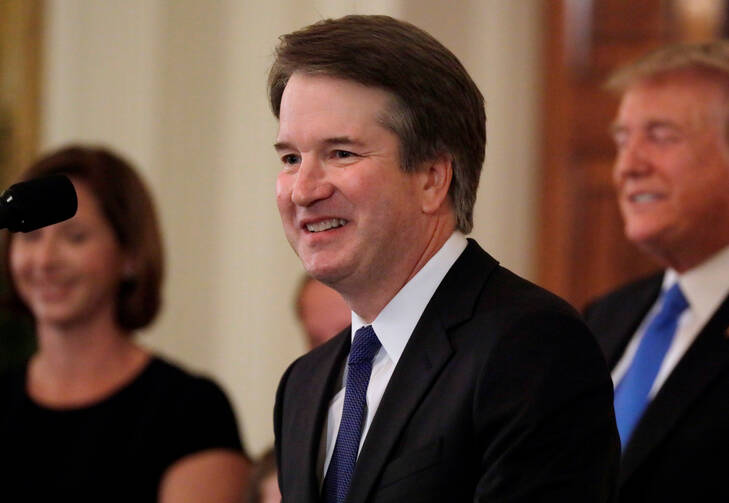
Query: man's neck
xmin=344 ymin=225 xmax=455 ymax=323
xmin=652 ymin=236 xmax=729 ymax=274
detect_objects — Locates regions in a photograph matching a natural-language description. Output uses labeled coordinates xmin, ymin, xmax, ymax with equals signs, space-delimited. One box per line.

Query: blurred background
xmin=1 ymin=0 xmax=725 ymax=456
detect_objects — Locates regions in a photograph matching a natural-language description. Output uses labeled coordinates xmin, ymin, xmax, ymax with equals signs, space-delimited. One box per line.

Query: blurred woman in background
xmin=0 ymin=146 xmax=250 ymax=502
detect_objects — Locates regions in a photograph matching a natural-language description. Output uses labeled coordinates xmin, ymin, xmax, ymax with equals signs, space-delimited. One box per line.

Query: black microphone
xmin=0 ymin=174 xmax=78 ymax=232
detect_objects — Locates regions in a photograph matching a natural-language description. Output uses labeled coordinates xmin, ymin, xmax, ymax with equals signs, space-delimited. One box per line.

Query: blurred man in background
xmin=585 ymin=41 xmax=729 ymax=502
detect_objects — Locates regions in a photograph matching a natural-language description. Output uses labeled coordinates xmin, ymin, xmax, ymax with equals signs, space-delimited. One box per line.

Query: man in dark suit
xmin=585 ymin=41 xmax=729 ymax=502
xmin=269 ymin=15 xmax=619 ymax=502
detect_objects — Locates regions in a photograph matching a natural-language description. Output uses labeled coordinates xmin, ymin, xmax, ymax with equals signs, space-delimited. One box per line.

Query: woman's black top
xmin=0 ymin=357 xmax=245 ymax=502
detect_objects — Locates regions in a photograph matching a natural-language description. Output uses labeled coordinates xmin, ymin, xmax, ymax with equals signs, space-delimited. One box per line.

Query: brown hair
xmin=3 ymin=145 xmax=164 ymax=331
xmin=268 ymin=15 xmax=486 ymax=233
xmin=606 ymin=40 xmax=729 ymax=92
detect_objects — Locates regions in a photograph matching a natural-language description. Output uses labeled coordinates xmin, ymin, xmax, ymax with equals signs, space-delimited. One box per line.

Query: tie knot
xmin=349 ymin=325 xmax=381 ymax=365
xmin=661 ymin=283 xmax=689 ymax=318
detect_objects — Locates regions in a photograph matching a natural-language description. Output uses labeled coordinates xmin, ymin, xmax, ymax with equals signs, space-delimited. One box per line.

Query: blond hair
xmin=607 ymin=40 xmax=729 ymax=92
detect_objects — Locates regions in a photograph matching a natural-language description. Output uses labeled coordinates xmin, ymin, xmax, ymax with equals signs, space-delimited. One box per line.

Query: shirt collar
xmin=664 ymin=244 xmax=729 ymax=323
xmin=351 ymin=231 xmax=468 ymax=366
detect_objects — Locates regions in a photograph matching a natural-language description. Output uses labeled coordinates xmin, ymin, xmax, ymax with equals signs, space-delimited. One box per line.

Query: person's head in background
xmin=4 ymin=145 xmax=163 ymax=337
xmin=246 ymin=447 xmax=281 ymax=503
xmin=608 ymin=41 xmax=729 ymax=272
xmin=295 ymin=274 xmax=350 ymax=348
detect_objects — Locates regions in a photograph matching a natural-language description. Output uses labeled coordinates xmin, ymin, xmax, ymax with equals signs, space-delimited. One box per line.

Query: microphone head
xmin=0 ymin=174 xmax=78 ymax=233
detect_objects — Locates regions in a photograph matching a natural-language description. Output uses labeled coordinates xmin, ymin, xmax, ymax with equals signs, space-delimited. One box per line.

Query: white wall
xmin=41 ymin=0 xmax=541 ymax=456
xmin=400 ymin=0 xmax=542 ymax=276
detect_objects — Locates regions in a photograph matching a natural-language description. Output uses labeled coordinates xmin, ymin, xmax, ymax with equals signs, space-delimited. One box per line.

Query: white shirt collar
xmin=351 ymin=231 xmax=468 ymax=367
xmin=664 ymin=244 xmax=729 ymax=325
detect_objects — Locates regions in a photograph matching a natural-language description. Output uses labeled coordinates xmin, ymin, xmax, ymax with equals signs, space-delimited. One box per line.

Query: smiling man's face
xmin=611 ymin=71 xmax=729 ymax=269
xmin=275 ymin=73 xmax=427 ymax=294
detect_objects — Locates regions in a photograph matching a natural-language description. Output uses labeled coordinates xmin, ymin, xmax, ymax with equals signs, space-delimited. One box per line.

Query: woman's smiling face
xmin=10 ymin=178 xmax=128 ymax=330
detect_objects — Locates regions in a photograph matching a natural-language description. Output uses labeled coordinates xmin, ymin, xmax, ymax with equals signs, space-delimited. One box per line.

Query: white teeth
xmin=630 ymin=193 xmax=659 ymax=203
xmin=306 ymin=218 xmax=347 ymax=233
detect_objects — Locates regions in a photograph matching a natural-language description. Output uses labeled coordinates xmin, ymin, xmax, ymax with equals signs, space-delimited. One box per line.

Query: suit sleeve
xmin=473 ymin=312 xmax=620 ymax=502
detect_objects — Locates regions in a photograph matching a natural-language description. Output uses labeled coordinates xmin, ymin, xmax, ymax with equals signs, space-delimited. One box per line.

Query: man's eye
xmin=650 ymin=128 xmax=679 ymax=144
xmin=333 ymin=150 xmax=356 ymax=159
xmin=282 ymin=154 xmax=300 ymax=165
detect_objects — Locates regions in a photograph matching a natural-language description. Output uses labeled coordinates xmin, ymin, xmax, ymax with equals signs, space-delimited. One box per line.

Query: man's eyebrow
xmin=608 ymin=119 xmax=680 ymax=135
xmin=322 ymin=136 xmax=366 ymax=147
xmin=274 ymin=141 xmax=293 ymax=152
xmin=645 ymin=119 xmax=680 ymax=130
xmin=274 ymin=137 xmax=366 ymax=151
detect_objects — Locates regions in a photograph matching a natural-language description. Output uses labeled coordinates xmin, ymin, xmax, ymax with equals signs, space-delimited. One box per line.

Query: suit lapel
xmin=345 ymin=240 xmax=498 ymax=503
xmin=290 ymin=331 xmax=350 ymax=502
xmin=621 ymin=294 xmax=729 ymax=483
xmin=345 ymin=311 xmax=452 ymax=503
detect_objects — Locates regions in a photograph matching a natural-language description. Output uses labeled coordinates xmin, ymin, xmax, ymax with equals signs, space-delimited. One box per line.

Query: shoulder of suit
xmin=585 ymin=271 xmax=664 ymax=315
xmin=483 ymin=263 xmax=584 ymax=320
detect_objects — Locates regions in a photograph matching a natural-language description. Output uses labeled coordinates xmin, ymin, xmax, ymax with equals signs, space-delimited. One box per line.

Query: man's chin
xmin=626 ymin=226 xmax=675 ymax=266
xmin=302 ymin=261 xmax=349 ymax=288
xmin=306 ymin=269 xmax=342 ymax=288
xmin=624 ymin=219 xmax=667 ymax=246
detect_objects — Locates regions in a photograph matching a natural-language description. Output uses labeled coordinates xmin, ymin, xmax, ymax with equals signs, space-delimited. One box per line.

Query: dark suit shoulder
xmin=445 ymin=240 xmax=582 ymax=328
xmin=484 ymin=264 xmax=582 ymax=319
xmin=470 ymin=263 xmax=605 ymax=372
xmin=584 ymin=272 xmax=664 ymax=321
xmin=435 ymin=241 xmax=597 ymax=367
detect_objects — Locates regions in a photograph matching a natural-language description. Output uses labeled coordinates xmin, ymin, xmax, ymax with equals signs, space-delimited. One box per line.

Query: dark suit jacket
xmin=585 ymin=272 xmax=729 ymax=502
xmin=276 ymin=240 xmax=619 ymax=502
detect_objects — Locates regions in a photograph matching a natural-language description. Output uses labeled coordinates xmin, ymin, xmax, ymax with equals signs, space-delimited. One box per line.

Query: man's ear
xmin=419 ymin=154 xmax=453 ymax=214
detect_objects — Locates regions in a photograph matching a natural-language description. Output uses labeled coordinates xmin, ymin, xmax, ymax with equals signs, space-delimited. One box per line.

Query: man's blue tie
xmin=323 ymin=325 xmax=381 ymax=503
xmin=614 ymin=283 xmax=688 ymax=447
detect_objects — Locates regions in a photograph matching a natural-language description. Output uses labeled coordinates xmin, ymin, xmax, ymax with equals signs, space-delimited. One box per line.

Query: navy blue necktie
xmin=614 ymin=283 xmax=688 ymax=447
xmin=323 ymin=325 xmax=381 ymax=503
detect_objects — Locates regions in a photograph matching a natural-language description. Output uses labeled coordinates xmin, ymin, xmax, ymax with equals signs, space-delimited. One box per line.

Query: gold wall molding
xmin=0 ymin=0 xmax=42 ymax=185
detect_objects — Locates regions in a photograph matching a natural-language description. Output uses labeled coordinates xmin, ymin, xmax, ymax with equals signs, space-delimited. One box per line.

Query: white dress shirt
xmin=317 ymin=231 xmax=468 ymax=483
xmin=612 ymin=244 xmax=729 ymax=398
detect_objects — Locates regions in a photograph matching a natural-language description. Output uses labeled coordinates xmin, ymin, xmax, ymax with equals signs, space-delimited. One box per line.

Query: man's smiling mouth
xmin=628 ymin=192 xmax=664 ymax=204
xmin=306 ymin=218 xmax=348 ymax=233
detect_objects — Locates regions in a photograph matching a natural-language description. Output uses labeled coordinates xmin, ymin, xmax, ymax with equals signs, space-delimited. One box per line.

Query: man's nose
xmin=613 ymin=136 xmax=651 ymax=185
xmin=291 ymin=157 xmax=333 ymax=207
